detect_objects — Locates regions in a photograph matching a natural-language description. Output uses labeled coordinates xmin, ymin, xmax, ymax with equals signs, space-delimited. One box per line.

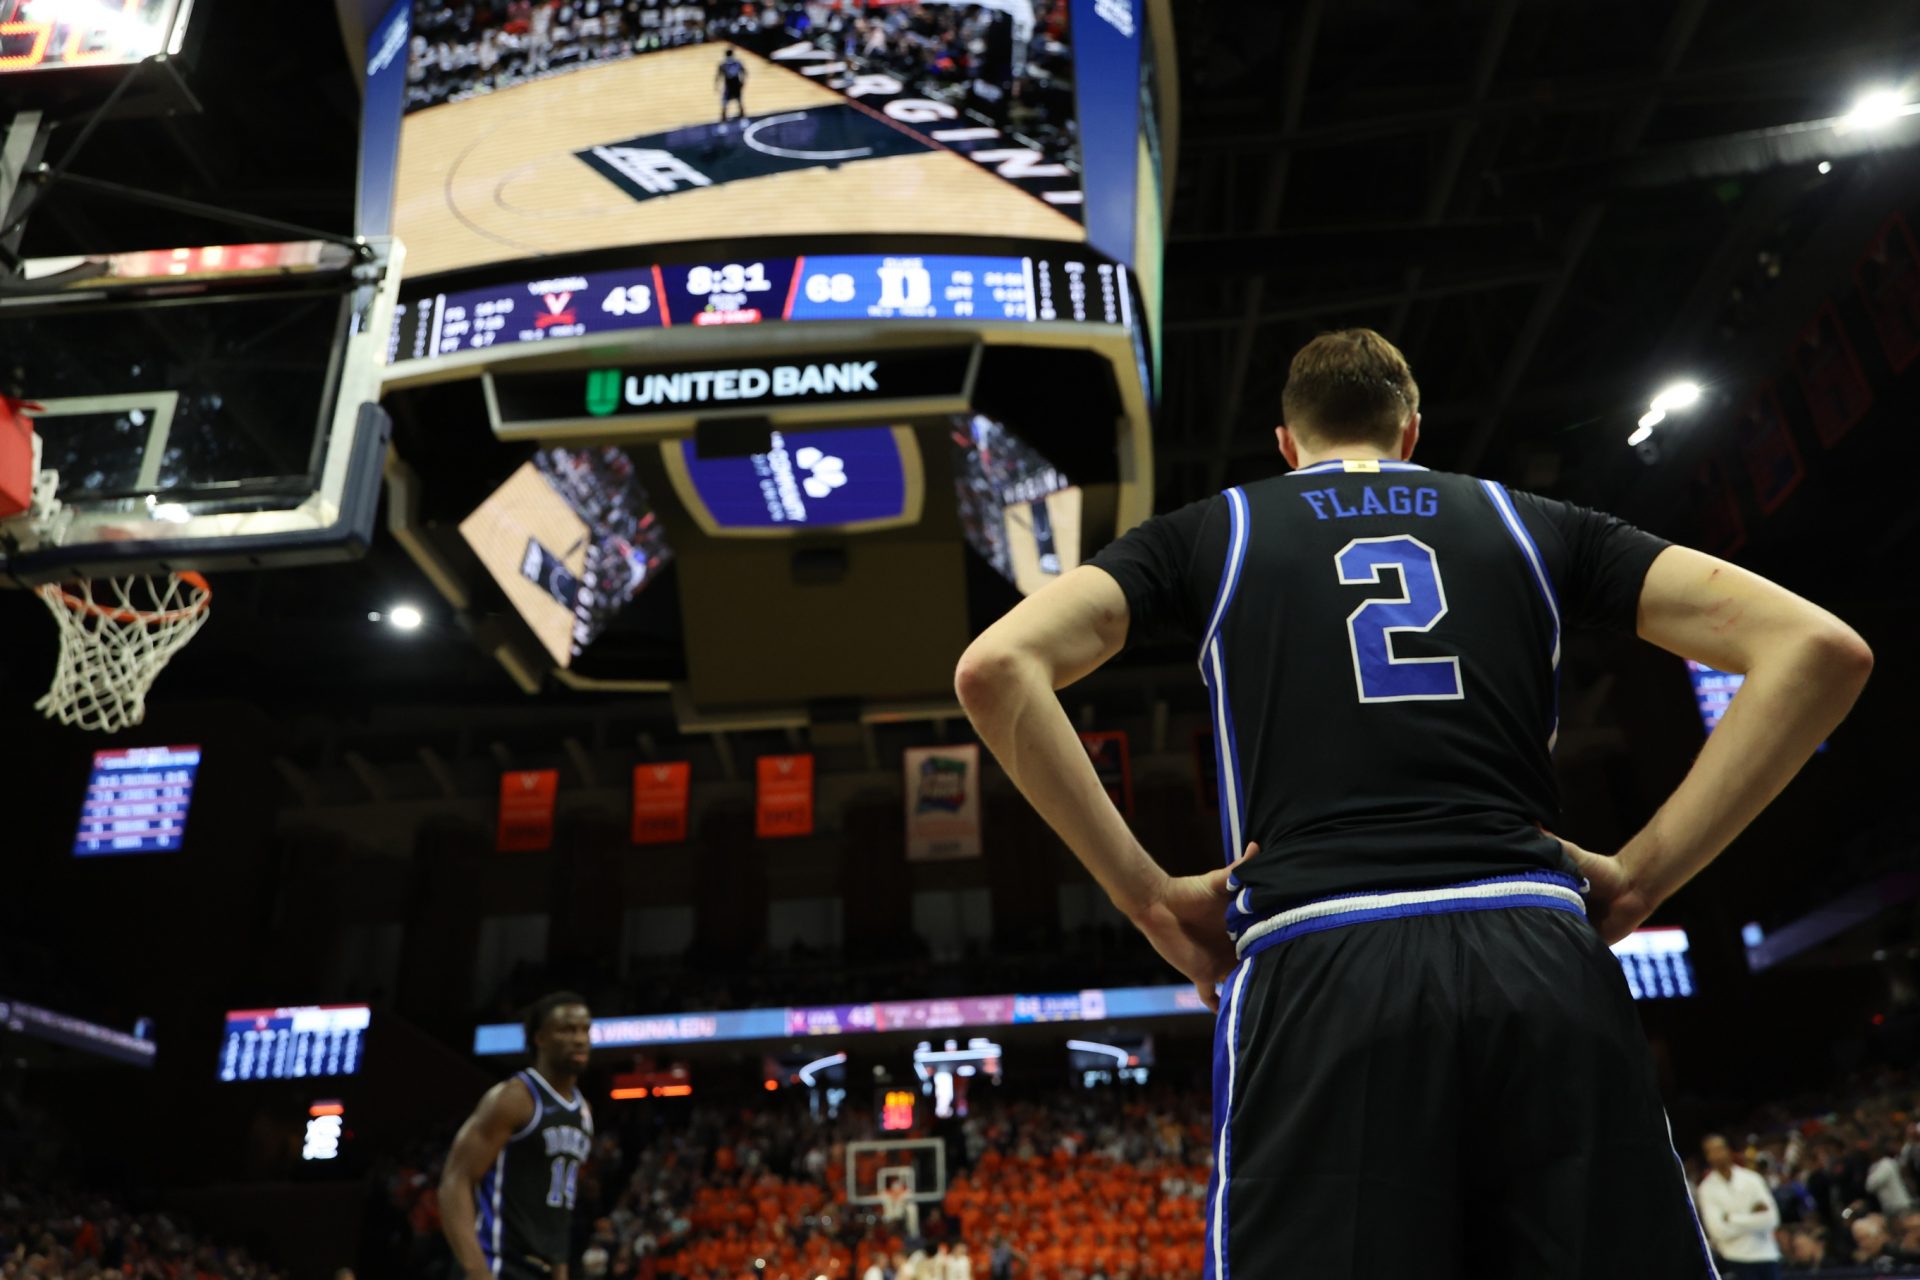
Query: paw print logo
xmin=796 ymin=447 xmax=847 ymax=500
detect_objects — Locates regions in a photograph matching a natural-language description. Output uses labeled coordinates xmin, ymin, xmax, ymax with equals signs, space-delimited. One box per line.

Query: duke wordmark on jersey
xmin=542 ymin=1125 xmax=591 ymax=1162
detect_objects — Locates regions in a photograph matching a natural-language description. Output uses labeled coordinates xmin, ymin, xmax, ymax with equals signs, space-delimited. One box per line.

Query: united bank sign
xmin=487 ymin=346 xmax=978 ymax=434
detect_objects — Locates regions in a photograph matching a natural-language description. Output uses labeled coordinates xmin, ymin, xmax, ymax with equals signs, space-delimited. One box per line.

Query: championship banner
xmin=631 ymin=762 xmax=691 ymax=846
xmin=904 ymin=745 xmax=982 ymax=861
xmin=1080 ymin=731 xmax=1133 ymax=816
xmin=756 ymin=754 xmax=814 ymax=839
xmin=498 ymin=769 xmax=559 ymax=852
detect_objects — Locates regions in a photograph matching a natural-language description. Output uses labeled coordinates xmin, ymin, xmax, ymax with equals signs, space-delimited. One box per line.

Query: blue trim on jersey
xmin=1238 ymin=872 xmax=1585 ymax=962
xmin=1288 ymin=460 xmax=1430 ymax=476
xmin=475 ymin=1168 xmax=496 ymax=1261
xmin=1478 ymin=480 xmax=1563 ymax=750
xmin=1199 ymin=488 xmax=1251 ymax=863
xmin=1203 ymin=959 xmax=1252 ymax=1280
xmin=506 ymin=1072 xmax=543 ymax=1143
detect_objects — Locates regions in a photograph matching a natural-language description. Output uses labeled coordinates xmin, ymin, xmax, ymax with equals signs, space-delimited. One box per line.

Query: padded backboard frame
xmin=846 ymin=1138 xmax=946 ymax=1206
xmin=0 ymin=239 xmax=403 ymax=583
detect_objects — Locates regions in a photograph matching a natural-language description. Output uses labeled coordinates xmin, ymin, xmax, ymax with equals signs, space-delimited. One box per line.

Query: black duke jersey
xmin=1090 ymin=460 xmax=1669 ymax=918
xmin=477 ymin=1068 xmax=594 ymax=1272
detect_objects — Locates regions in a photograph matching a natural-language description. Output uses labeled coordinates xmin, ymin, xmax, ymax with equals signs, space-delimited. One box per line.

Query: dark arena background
xmin=0 ymin=0 xmax=1918 ymax=1276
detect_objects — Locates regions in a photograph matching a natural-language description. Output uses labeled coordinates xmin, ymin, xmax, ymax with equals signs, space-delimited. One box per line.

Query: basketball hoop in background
xmin=33 ymin=573 xmax=211 ymax=733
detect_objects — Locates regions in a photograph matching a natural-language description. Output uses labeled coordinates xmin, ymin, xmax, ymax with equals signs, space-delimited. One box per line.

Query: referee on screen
xmin=954 ymin=329 xmax=1871 ymax=1277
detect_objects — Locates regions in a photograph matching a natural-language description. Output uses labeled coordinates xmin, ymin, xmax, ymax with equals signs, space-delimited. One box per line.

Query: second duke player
xmin=441 ymin=992 xmax=596 ymax=1280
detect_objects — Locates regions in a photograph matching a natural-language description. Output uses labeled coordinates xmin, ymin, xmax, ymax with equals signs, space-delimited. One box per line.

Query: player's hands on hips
xmin=1128 ymin=843 xmax=1257 ymax=1014
xmin=1550 ymin=832 xmax=1655 ymax=945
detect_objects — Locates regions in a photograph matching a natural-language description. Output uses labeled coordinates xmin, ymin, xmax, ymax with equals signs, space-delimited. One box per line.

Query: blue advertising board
xmin=671 ymin=427 xmax=914 ymax=532
xmin=356 ymin=0 xmax=411 ymax=239
xmin=1070 ymin=0 xmax=1144 ymax=267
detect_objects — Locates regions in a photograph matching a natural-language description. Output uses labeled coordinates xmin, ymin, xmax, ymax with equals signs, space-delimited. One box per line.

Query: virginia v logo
xmin=585 ymin=369 xmax=622 ymax=417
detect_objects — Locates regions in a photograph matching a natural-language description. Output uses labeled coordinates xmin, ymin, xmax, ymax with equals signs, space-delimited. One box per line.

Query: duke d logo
xmin=585 ymin=369 xmax=622 ymax=417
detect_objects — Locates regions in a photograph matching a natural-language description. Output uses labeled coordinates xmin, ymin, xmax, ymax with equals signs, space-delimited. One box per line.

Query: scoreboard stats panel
xmin=219 ymin=1005 xmax=370 ymax=1082
xmin=1610 ymin=929 xmax=1696 ymax=1000
xmin=74 ymin=745 xmax=201 ymax=856
xmin=388 ymin=253 xmax=1128 ymax=365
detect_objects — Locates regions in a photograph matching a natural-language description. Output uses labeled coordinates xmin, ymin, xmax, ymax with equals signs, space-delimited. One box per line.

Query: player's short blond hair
xmin=1281 ymin=328 xmax=1421 ymax=450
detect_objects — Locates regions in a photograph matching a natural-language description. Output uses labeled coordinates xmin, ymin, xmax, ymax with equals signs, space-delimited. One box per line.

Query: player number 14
xmin=546 ymin=1156 xmax=579 ymax=1209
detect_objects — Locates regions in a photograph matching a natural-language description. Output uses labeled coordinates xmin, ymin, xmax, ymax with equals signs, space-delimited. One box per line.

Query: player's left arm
xmin=955 ymin=567 xmax=1250 ymax=1011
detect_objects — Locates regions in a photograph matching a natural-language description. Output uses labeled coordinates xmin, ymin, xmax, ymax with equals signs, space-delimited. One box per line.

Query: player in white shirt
xmin=1695 ymin=1134 xmax=1782 ymax=1279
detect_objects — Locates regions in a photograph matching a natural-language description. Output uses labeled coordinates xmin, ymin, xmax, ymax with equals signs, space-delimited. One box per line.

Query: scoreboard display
xmin=388 ymin=254 xmax=1128 ymax=365
xmin=0 ymin=0 xmax=189 ymax=75
xmin=218 ymin=1005 xmax=369 ymax=1082
xmin=74 ymin=745 xmax=200 ymax=856
xmin=1610 ymin=929 xmax=1697 ymax=1000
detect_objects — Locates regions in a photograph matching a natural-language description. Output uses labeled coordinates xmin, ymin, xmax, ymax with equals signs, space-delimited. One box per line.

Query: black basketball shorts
xmin=1202 ymin=872 xmax=1720 ymax=1280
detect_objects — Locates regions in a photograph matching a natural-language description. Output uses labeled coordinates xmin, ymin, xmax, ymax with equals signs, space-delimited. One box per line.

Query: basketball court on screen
xmin=392 ymin=45 xmax=1086 ymax=279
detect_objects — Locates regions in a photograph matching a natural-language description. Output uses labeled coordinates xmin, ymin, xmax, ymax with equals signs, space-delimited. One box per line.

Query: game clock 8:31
xmin=0 ymin=0 xmax=184 ymax=73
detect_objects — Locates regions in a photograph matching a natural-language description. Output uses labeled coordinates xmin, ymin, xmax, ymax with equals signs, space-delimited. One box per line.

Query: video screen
xmin=75 ymin=746 xmax=201 ymax=856
xmin=953 ymin=413 xmax=1079 ymax=594
xmin=913 ymin=1037 xmax=1002 ymax=1118
xmin=1067 ymin=1034 xmax=1153 ymax=1087
xmin=460 ymin=446 xmax=672 ymax=667
xmin=1685 ymin=660 xmax=1740 ymax=735
xmin=395 ymin=1 xmax=1085 ymax=278
xmin=1687 ymin=659 xmax=1825 ymax=751
xmin=665 ymin=426 xmax=921 ymax=534
xmin=219 ymin=1005 xmax=370 ymax=1082
xmin=1610 ymin=929 xmax=1696 ymax=1000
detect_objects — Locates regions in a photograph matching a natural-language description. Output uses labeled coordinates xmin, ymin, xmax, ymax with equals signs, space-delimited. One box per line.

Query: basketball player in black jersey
xmin=955 ymin=329 xmax=1872 ymax=1279
xmin=716 ymin=49 xmax=747 ymax=124
xmin=441 ymin=992 xmax=595 ymax=1280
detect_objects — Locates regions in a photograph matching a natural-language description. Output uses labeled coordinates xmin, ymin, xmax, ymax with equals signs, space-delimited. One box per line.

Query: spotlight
xmin=1649 ymin=381 xmax=1702 ymax=414
xmin=387 ymin=604 xmax=424 ymax=630
xmin=1839 ymin=88 xmax=1908 ymax=132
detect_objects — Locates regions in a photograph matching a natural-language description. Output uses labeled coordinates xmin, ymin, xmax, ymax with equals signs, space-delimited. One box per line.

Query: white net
xmin=34 ymin=573 xmax=211 ymax=733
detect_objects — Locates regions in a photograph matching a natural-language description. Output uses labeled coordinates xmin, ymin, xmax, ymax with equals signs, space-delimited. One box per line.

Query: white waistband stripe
xmin=1235 ymin=877 xmax=1587 ymax=957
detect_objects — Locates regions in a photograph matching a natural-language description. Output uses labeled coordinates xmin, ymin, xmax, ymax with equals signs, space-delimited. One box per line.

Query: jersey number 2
xmin=1336 ymin=536 xmax=1463 ymax=702
xmin=546 ymin=1156 xmax=579 ymax=1209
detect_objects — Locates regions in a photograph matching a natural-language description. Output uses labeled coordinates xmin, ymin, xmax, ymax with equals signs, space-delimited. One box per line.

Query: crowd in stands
xmin=1696 ymin=1069 xmax=1920 ymax=1273
xmin=380 ymin=1083 xmax=1213 ymax=1280
xmin=0 ymin=1186 xmax=288 ymax=1280
xmin=405 ymin=0 xmax=1079 ymax=169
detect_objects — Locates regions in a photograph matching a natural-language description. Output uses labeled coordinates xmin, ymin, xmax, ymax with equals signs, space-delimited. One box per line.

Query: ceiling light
xmin=1839 ymin=88 xmax=1908 ymax=132
xmin=1817 ymin=160 xmax=1833 ymax=175
xmin=1638 ymin=408 xmax=1666 ymax=431
xmin=387 ymin=604 xmax=424 ymax=630
xmin=1650 ymin=381 xmax=1702 ymax=414
xmin=1627 ymin=423 xmax=1654 ymax=447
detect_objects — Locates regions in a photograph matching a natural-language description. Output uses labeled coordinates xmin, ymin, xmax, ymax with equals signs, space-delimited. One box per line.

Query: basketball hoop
xmin=34 ymin=573 xmax=211 ymax=733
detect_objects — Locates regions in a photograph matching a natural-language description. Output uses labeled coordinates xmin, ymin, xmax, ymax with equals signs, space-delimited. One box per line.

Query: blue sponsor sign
xmin=674 ymin=427 xmax=911 ymax=531
xmin=356 ymin=0 xmax=412 ymax=239
xmin=1069 ymin=0 xmax=1143 ymax=267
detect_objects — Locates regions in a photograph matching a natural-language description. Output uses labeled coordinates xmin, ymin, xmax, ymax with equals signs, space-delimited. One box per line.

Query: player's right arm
xmin=439 ymin=1079 xmax=535 ymax=1279
xmin=1563 ymin=545 xmax=1872 ymax=941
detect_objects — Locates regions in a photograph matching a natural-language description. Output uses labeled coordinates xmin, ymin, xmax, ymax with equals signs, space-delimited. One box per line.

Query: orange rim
xmin=43 ymin=571 xmax=212 ymax=625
